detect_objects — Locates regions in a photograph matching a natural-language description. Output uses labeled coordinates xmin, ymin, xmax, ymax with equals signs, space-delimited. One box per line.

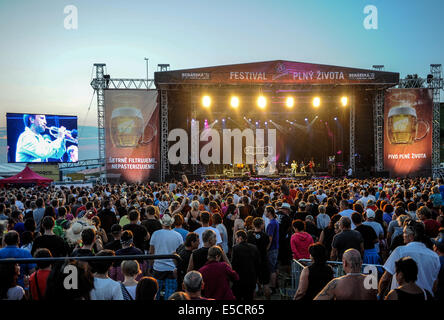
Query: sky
xmin=0 ymin=0 xmax=443 ymax=129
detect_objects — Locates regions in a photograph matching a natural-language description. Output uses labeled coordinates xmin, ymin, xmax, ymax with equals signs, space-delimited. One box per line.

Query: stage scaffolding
xmin=429 ymin=64 xmax=443 ymax=178
xmin=90 ymin=61 xmax=410 ymax=182
xmin=90 ymin=64 xmax=158 ymax=181
xmin=373 ymin=89 xmax=384 ymax=172
xmin=397 ymin=64 xmax=443 ymax=178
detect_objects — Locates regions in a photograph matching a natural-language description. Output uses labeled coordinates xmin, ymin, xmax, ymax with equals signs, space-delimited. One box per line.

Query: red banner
xmin=383 ymin=88 xmax=433 ymax=176
xmin=104 ymin=90 xmax=160 ymax=183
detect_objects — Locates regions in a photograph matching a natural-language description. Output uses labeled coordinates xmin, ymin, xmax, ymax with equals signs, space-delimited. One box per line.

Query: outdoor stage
xmin=90 ymin=60 xmax=442 ymax=183
xmin=154 ymin=60 xmax=399 ymax=181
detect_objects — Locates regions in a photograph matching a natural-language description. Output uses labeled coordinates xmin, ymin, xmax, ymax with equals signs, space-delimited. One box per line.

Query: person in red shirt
xmin=290 ymin=219 xmax=314 ymax=260
xmin=417 ymin=206 xmax=440 ymax=238
xmin=29 ymin=248 xmax=52 ymax=300
xmin=198 ymin=246 xmax=239 ymax=300
xmin=289 ymin=184 xmax=298 ymax=201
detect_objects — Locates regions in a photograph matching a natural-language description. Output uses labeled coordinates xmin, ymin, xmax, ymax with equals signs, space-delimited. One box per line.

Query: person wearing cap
xmin=295 ymin=201 xmax=307 ymax=221
xmin=432 ymin=229 xmax=444 ymax=300
xmin=378 ymin=220 xmax=440 ymax=299
xmin=277 ymin=202 xmax=293 ymax=271
xmin=149 ymin=214 xmax=184 ymax=300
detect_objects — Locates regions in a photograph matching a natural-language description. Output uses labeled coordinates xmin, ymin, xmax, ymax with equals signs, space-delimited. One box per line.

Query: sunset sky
xmin=0 ymin=0 xmax=443 ymax=130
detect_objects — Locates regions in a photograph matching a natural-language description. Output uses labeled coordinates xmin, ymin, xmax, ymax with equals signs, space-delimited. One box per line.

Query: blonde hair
xmin=121 ymin=260 xmax=141 ymax=277
xmin=191 ymin=200 xmax=200 ymax=210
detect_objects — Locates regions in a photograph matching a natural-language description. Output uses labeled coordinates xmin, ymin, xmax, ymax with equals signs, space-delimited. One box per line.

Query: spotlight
xmin=286 ymin=96 xmax=295 ymax=108
xmin=269 ymin=120 xmax=272 ymax=122
xmin=265 ymin=121 xmax=268 ymax=125
xmin=334 ymin=117 xmax=338 ymax=121
xmin=215 ymin=120 xmax=218 ymax=123
xmin=202 ymin=95 xmax=211 ymax=108
xmin=304 ymin=118 xmax=308 ymax=121
xmin=222 ymin=118 xmax=225 ymax=122
xmin=341 ymin=96 xmax=348 ymax=107
xmin=257 ymin=96 xmax=267 ymax=109
xmin=248 ymin=118 xmax=251 ymax=122
xmin=255 ymin=121 xmax=259 ymax=125
xmin=312 ymin=97 xmax=321 ymax=108
xmin=230 ymin=96 xmax=239 ymax=108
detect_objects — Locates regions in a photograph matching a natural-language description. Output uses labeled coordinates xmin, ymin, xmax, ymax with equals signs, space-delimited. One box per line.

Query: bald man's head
xmin=342 ymin=249 xmax=362 ymax=273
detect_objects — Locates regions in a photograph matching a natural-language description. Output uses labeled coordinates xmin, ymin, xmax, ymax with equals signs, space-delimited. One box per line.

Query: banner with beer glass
xmin=104 ymin=90 xmax=159 ymax=182
xmin=384 ymin=88 xmax=433 ymax=176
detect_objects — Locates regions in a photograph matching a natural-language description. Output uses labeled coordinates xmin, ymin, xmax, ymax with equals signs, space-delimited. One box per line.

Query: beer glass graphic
xmin=387 ymin=105 xmax=429 ymax=144
xmin=109 ymin=93 xmax=157 ymax=148
xmin=110 ymin=107 xmax=144 ymax=148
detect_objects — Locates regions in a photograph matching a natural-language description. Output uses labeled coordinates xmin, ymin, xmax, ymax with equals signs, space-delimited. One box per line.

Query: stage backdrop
xmin=104 ymin=90 xmax=160 ymax=183
xmin=384 ymin=88 xmax=433 ymax=176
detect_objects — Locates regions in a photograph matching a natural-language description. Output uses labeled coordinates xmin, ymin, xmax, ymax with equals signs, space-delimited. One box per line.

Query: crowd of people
xmin=0 ymin=176 xmax=443 ymax=301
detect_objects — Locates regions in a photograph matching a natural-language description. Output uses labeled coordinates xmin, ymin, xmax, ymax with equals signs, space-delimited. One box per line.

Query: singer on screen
xmin=15 ymin=114 xmax=67 ymax=162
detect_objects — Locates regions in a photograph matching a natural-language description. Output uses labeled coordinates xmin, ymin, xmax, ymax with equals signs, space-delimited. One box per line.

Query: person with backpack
xmin=120 ymin=260 xmax=141 ymax=300
xmin=53 ymin=206 xmax=70 ymax=238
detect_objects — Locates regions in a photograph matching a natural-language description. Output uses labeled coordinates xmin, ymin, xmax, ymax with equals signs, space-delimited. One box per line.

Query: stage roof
xmin=155 ymin=60 xmax=399 ymax=88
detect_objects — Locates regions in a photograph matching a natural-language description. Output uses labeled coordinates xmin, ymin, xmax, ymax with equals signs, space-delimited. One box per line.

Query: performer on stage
xmin=16 ymin=114 xmax=67 ymax=162
xmin=309 ymin=159 xmax=315 ymax=175
xmin=291 ymin=160 xmax=298 ymax=176
xmin=300 ymin=161 xmax=306 ymax=174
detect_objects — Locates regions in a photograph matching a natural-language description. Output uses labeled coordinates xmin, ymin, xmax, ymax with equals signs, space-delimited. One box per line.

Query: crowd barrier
xmin=0 ymin=254 xmax=182 ymax=265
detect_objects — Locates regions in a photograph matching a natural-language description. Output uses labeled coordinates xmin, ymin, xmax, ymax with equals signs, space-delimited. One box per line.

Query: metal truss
xmin=59 ymin=159 xmax=102 ymax=170
xmin=191 ymin=90 xmax=199 ymax=176
xmin=90 ymin=78 xmax=156 ymax=90
xmin=373 ymin=90 xmax=384 ymax=172
xmin=160 ymin=90 xmax=169 ymax=182
xmin=90 ymin=63 xmax=158 ymax=181
xmin=429 ymin=64 xmax=443 ymax=178
xmin=90 ymin=64 xmax=106 ymax=180
xmin=349 ymin=94 xmax=356 ymax=174
xmin=398 ymin=77 xmax=426 ymax=88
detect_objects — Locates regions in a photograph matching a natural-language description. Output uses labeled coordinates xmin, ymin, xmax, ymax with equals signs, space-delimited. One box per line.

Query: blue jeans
xmin=268 ymin=249 xmax=279 ymax=273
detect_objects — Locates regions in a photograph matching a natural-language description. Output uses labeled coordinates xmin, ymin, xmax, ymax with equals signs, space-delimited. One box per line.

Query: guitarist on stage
xmin=290 ymin=160 xmax=298 ymax=177
xmin=300 ymin=161 xmax=306 ymax=175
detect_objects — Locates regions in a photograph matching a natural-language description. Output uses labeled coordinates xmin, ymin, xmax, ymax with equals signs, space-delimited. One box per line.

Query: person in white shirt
xmin=363 ymin=209 xmax=384 ymax=253
xmin=193 ymin=211 xmax=222 ymax=248
xmin=338 ymin=200 xmax=356 ymax=229
xmin=316 ymin=189 xmax=327 ymax=204
xmin=15 ymin=114 xmax=67 ymax=162
xmin=149 ymin=214 xmax=184 ymax=299
xmin=120 ymin=260 xmax=141 ymax=300
xmin=90 ymin=250 xmax=124 ymax=300
xmin=378 ymin=220 xmax=440 ymax=298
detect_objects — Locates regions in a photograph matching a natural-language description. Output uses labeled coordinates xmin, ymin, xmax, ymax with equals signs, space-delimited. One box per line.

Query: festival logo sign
xmin=155 ymin=61 xmax=399 ymax=85
xmin=384 ymin=88 xmax=432 ymax=176
xmin=104 ymin=90 xmax=159 ymax=182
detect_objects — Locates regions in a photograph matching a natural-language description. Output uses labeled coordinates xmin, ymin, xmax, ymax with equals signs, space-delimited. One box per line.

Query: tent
xmin=0 ymin=166 xmax=53 ymax=187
